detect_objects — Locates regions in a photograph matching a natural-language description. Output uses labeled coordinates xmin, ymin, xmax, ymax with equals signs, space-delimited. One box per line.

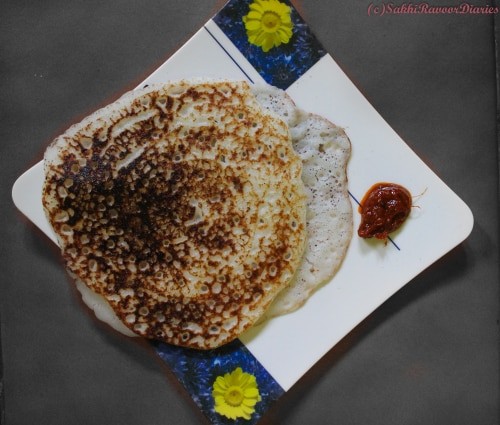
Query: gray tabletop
xmin=1 ymin=1 xmax=498 ymax=424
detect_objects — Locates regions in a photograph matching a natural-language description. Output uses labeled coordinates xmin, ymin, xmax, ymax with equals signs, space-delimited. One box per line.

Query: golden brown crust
xmin=43 ymin=80 xmax=306 ymax=349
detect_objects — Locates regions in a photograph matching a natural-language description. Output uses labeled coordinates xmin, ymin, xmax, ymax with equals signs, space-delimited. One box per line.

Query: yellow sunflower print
xmin=243 ymin=0 xmax=294 ymax=52
xmin=212 ymin=367 xmax=261 ymax=420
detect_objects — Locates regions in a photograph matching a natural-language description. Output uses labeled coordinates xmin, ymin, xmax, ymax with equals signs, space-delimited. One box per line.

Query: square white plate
xmin=12 ymin=1 xmax=473 ymax=423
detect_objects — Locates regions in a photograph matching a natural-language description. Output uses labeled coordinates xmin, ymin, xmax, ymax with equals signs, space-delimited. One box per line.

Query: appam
xmin=42 ymin=80 xmax=307 ymax=349
xmin=251 ymin=84 xmax=352 ymax=318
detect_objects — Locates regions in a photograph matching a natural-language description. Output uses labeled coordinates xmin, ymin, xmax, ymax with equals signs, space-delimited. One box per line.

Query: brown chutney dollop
xmin=357 ymin=182 xmax=412 ymax=240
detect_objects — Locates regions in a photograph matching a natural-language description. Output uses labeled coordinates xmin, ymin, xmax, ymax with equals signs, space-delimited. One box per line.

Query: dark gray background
xmin=1 ymin=1 xmax=498 ymax=424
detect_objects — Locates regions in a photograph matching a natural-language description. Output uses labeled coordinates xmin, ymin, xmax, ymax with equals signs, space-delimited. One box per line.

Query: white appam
xmin=251 ymin=84 xmax=352 ymax=318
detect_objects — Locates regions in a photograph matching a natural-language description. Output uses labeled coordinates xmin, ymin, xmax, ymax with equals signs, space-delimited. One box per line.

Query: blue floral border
xmin=153 ymin=339 xmax=284 ymax=425
xmin=213 ymin=0 xmax=327 ymax=89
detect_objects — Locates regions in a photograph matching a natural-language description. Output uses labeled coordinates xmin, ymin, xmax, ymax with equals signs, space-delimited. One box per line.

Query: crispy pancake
xmin=43 ymin=80 xmax=307 ymax=349
xmin=251 ymin=84 xmax=352 ymax=318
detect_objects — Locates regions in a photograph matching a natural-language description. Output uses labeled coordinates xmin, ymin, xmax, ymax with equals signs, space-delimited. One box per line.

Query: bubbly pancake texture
xmin=251 ymin=84 xmax=352 ymax=318
xmin=42 ymin=80 xmax=307 ymax=349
